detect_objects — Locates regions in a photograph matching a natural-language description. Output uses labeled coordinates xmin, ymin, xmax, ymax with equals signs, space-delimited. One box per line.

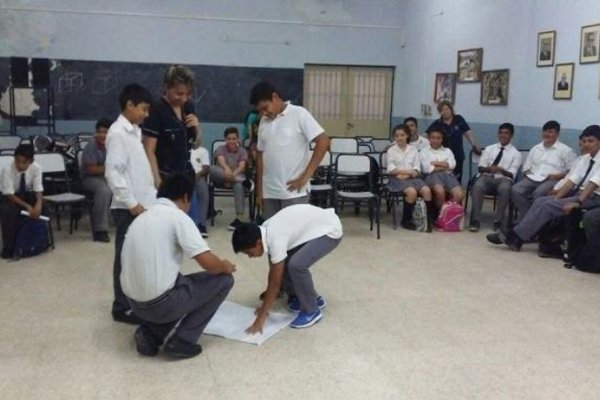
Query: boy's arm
xmin=246 ymin=260 xmax=285 ymax=334
xmin=287 ymin=133 xmax=329 ymax=192
xmin=142 ymin=136 xmax=162 ymax=189
xmin=193 ymin=251 xmax=236 ymax=275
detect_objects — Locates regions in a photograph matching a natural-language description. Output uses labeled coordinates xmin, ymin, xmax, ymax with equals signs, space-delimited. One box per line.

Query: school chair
xmin=332 ymin=153 xmax=381 ymax=239
xmin=35 ymin=152 xmax=87 ymax=234
xmin=330 ymin=137 xmax=359 ymax=162
xmin=0 ymin=136 xmax=22 ymax=153
xmin=309 ymin=150 xmax=333 ymax=208
xmin=371 ymin=138 xmax=393 ymax=153
xmin=208 ymin=140 xmax=256 ymax=226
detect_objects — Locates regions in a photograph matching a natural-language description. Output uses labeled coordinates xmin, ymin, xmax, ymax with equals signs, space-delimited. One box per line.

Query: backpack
xmin=412 ymin=198 xmax=428 ymax=232
xmin=13 ymin=220 xmax=52 ymax=260
xmin=435 ymin=201 xmax=465 ymax=232
xmin=563 ymin=209 xmax=600 ymax=273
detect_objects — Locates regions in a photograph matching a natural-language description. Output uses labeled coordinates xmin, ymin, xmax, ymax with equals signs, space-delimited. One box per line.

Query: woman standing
xmin=426 ymin=100 xmax=480 ymax=183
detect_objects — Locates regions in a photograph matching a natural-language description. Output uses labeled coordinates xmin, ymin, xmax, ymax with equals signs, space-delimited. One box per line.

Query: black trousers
xmin=0 ymin=193 xmax=37 ymax=258
xmin=111 ymin=209 xmax=135 ymax=312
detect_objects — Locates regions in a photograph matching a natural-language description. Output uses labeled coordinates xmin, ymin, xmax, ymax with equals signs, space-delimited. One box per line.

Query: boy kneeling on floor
xmin=0 ymin=145 xmax=44 ymax=259
xmin=232 ymin=204 xmax=343 ymax=332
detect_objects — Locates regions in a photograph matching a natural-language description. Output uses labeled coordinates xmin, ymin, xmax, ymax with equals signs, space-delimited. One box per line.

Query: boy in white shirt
xmin=105 ymin=83 xmax=156 ymax=324
xmin=250 ymin=81 xmax=330 ymax=219
xmin=403 ymin=117 xmax=430 ymax=151
xmin=232 ymin=204 xmax=342 ymax=331
xmin=511 ymin=120 xmax=576 ymax=221
xmin=469 ymin=123 xmax=522 ymax=232
xmin=420 ymin=128 xmax=464 ymax=219
xmin=190 ymin=139 xmax=210 ymax=238
xmin=386 ymin=125 xmax=434 ymax=231
xmin=0 ymin=144 xmax=44 ymax=258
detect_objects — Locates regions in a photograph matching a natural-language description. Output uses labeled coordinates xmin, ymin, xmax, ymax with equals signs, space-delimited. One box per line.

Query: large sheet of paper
xmin=204 ymin=301 xmax=296 ymax=346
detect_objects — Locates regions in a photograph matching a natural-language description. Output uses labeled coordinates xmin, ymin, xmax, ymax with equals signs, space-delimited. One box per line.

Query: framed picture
xmin=457 ymin=48 xmax=483 ymax=82
xmin=537 ymin=31 xmax=556 ymax=67
xmin=480 ymin=69 xmax=509 ymax=105
xmin=580 ymin=23 xmax=600 ymax=64
xmin=433 ymin=73 xmax=457 ymax=104
xmin=553 ymin=63 xmax=574 ymax=100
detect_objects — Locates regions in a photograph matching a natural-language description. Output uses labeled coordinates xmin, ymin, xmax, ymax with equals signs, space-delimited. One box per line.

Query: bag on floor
xmin=435 ymin=201 xmax=465 ymax=232
xmin=412 ymin=198 xmax=428 ymax=232
xmin=564 ymin=209 xmax=600 ymax=273
xmin=13 ymin=220 xmax=52 ymax=259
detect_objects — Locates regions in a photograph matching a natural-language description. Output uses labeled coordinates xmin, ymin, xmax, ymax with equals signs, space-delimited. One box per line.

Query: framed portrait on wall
xmin=553 ymin=63 xmax=574 ymax=100
xmin=580 ymin=23 xmax=600 ymax=64
xmin=433 ymin=73 xmax=457 ymax=104
xmin=457 ymin=48 xmax=483 ymax=82
xmin=537 ymin=31 xmax=555 ymax=67
xmin=480 ymin=69 xmax=509 ymax=105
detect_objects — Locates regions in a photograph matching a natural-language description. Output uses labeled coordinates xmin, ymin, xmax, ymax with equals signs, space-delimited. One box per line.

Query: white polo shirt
xmin=120 ymin=198 xmax=210 ymax=302
xmin=1 ymin=161 xmax=43 ymax=194
xmin=261 ymin=204 xmax=343 ymax=264
xmin=419 ymin=146 xmax=456 ymax=174
xmin=257 ymin=102 xmax=324 ymax=199
xmin=105 ymin=114 xmax=157 ymax=210
xmin=523 ymin=141 xmax=576 ymax=182
xmin=478 ymin=142 xmax=522 ymax=179
xmin=190 ymin=146 xmax=210 ymax=173
xmin=566 ymin=151 xmax=600 ymax=196
xmin=386 ymin=144 xmax=420 ymax=174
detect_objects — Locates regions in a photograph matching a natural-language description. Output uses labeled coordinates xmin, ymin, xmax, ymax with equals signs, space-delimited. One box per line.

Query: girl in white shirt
xmin=387 ymin=125 xmax=433 ymax=230
xmin=420 ymin=128 xmax=464 ymax=217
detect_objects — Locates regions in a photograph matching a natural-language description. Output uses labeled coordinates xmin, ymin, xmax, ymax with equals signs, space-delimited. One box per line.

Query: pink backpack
xmin=435 ymin=201 xmax=465 ymax=232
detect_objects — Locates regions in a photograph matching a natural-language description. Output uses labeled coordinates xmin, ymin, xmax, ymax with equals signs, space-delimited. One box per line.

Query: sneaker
xmin=290 ymin=308 xmax=323 ymax=329
xmin=112 ymin=308 xmax=142 ymax=325
xmin=134 ymin=325 xmax=160 ymax=357
xmin=198 ymin=224 xmax=209 ymax=238
xmin=163 ymin=335 xmax=203 ymax=359
xmin=228 ymin=218 xmax=242 ymax=231
xmin=287 ymin=296 xmax=327 ymax=313
xmin=469 ymin=221 xmax=480 ymax=232
xmin=486 ymin=232 xmax=503 ymax=245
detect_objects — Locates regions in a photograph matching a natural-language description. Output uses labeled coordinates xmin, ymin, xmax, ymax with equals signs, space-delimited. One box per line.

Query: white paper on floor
xmin=204 ymin=300 xmax=296 ymax=346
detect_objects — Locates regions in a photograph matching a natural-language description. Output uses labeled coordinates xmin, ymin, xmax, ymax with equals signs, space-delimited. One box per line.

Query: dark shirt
xmin=81 ymin=140 xmax=106 ymax=179
xmin=426 ymin=114 xmax=470 ymax=160
xmin=142 ymin=98 xmax=196 ymax=175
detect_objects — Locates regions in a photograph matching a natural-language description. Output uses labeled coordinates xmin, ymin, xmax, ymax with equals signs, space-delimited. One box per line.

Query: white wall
xmin=399 ymin=0 xmax=600 ymax=130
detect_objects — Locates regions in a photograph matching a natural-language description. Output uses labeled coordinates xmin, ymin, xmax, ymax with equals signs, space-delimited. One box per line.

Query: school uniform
xmin=470 ymin=142 xmax=522 ymax=226
xmin=190 ymin=146 xmax=210 ymax=227
xmin=261 ymin=204 xmax=342 ymax=312
xmin=410 ymin=135 xmax=430 ymax=152
xmin=122 ymin=198 xmax=233 ymax=345
xmin=511 ymin=141 xmax=576 ymax=220
xmin=81 ymin=140 xmax=112 ymax=233
xmin=420 ymin=146 xmax=461 ymax=190
xmin=513 ymin=151 xmax=600 ymax=242
xmin=0 ymin=161 xmax=43 ymax=258
xmin=105 ymin=114 xmax=157 ymax=315
xmin=426 ymin=115 xmax=471 ymax=182
xmin=257 ymin=102 xmax=324 ymax=218
xmin=209 ymin=144 xmax=248 ymax=216
xmin=386 ymin=144 xmax=426 ymax=192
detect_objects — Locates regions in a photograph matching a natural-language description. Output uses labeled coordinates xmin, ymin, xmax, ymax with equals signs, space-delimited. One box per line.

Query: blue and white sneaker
xmin=290 ymin=308 xmax=322 ymax=329
xmin=287 ymin=296 xmax=327 ymax=313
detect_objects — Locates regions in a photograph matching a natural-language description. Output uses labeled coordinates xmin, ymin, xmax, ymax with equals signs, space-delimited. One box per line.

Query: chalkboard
xmin=0 ymin=57 xmax=303 ymax=123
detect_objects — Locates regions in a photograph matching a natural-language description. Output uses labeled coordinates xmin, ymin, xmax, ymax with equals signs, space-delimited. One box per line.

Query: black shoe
xmin=401 ymin=219 xmax=417 ymax=230
xmin=469 ymin=221 xmax=480 ymax=232
xmin=493 ymin=221 xmax=502 ymax=231
xmin=94 ymin=231 xmax=110 ymax=243
xmin=486 ymin=232 xmax=503 ymax=245
xmin=134 ymin=325 xmax=160 ymax=356
xmin=498 ymin=229 xmax=523 ymax=251
xmin=163 ymin=335 xmax=203 ymax=359
xmin=228 ymin=218 xmax=242 ymax=231
xmin=538 ymin=243 xmax=563 ymax=259
xmin=112 ymin=309 xmax=143 ymax=325
xmin=197 ymin=224 xmax=209 ymax=238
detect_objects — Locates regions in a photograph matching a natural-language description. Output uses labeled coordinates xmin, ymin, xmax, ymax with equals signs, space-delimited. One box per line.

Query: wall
xmin=398 ymin=0 xmax=600 ymax=150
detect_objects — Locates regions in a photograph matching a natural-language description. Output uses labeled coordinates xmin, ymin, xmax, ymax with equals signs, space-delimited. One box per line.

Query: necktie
xmin=573 ymin=159 xmax=595 ymax=192
xmin=492 ymin=147 xmax=504 ymax=166
xmin=18 ymin=173 xmax=26 ymax=194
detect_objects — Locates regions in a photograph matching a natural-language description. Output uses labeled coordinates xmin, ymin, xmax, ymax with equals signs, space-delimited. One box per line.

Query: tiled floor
xmin=1 ymin=202 xmax=599 ymax=399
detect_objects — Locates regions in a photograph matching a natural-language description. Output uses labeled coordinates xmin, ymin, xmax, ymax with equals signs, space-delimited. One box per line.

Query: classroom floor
xmin=1 ymin=200 xmax=600 ymax=400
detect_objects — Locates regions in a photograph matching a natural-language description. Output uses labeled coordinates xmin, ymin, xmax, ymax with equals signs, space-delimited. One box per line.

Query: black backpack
xmin=563 ymin=209 xmax=600 ymax=272
xmin=13 ymin=220 xmax=52 ymax=260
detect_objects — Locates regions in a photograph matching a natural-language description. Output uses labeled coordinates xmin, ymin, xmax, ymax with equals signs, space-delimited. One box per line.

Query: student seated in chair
xmin=209 ymin=127 xmax=251 ymax=231
xmin=81 ymin=118 xmax=113 ymax=243
xmin=487 ymin=125 xmax=600 ymax=251
xmin=190 ymin=137 xmax=210 ymax=238
xmin=386 ymin=124 xmax=434 ymax=231
xmin=419 ymin=128 xmax=463 ymax=220
xmin=232 ymin=204 xmax=342 ymax=331
xmin=121 ymin=173 xmax=235 ymax=359
xmin=511 ymin=120 xmax=576 ymax=222
xmin=0 ymin=145 xmax=44 ymax=258
xmin=468 ymin=123 xmax=522 ymax=232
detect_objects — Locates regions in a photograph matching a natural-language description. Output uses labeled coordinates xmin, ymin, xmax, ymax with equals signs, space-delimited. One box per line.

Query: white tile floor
xmin=1 ymin=201 xmax=600 ymax=399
